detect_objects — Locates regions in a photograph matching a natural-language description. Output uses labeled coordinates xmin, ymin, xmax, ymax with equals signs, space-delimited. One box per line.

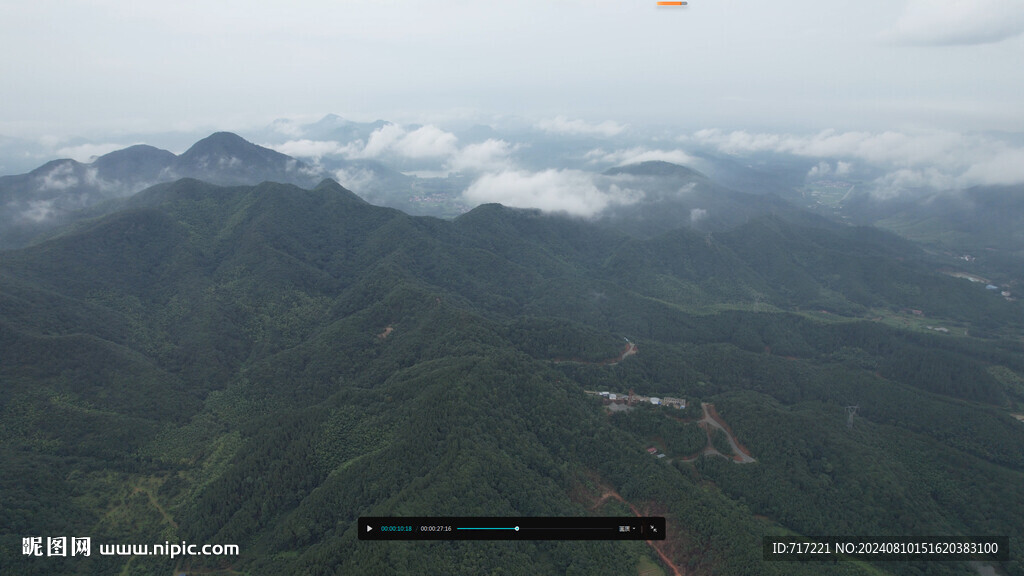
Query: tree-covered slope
xmin=1 ymin=179 xmax=1022 ymax=575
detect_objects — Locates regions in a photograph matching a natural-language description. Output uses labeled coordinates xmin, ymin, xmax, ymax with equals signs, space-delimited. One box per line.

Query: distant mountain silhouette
xmin=176 ymin=132 xmax=298 ymax=178
xmin=603 ymin=160 xmax=708 ymax=180
xmin=301 ymin=114 xmax=391 ymax=142
xmin=598 ymin=161 xmax=828 ymax=238
xmin=0 ymin=132 xmax=324 ymax=248
xmin=91 ymin=145 xmax=178 ymax=180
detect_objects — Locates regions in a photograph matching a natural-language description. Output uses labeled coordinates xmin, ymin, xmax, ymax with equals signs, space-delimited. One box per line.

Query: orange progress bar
xmin=657 ymin=1 xmax=686 ymax=5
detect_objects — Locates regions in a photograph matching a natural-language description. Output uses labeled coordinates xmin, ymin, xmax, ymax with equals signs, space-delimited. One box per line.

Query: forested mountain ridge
xmin=0 ymin=133 xmax=322 ymax=249
xmin=1 ymin=178 xmax=1022 ymax=575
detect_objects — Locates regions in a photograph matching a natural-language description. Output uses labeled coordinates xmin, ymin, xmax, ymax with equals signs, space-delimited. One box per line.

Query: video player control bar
xmin=359 ymin=517 xmax=666 ymax=540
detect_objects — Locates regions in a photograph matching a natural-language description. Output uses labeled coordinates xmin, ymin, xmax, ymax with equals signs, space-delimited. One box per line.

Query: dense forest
xmin=1 ymin=179 xmax=1022 ymax=575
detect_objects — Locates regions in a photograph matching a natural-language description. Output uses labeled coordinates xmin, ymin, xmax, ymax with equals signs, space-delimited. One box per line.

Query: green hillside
xmin=2 ymin=179 xmax=1022 ymax=575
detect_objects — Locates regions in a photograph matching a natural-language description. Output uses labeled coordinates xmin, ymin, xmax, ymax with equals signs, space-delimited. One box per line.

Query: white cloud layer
xmin=536 ymin=116 xmax=626 ymax=137
xmin=690 ymin=128 xmax=976 ymax=166
xmin=273 ymin=124 xmax=462 ymax=161
xmin=691 ymin=128 xmax=1024 ymax=195
xmin=272 ymin=129 xmax=518 ymax=176
xmin=356 ymin=124 xmax=458 ymax=159
xmin=463 ymin=169 xmax=642 ymax=217
xmin=586 ymin=147 xmax=696 ymax=166
xmin=960 ymin=148 xmax=1024 ymax=186
xmin=446 ymin=139 xmax=517 ymax=172
xmin=333 ymin=167 xmax=376 ymax=192
xmin=886 ymin=0 xmax=1024 ymax=46
xmin=391 ymin=125 xmax=459 ymax=159
xmin=807 ymin=161 xmax=831 ymax=178
xmin=807 ymin=161 xmax=853 ymax=178
xmin=272 ymin=139 xmax=347 ymax=159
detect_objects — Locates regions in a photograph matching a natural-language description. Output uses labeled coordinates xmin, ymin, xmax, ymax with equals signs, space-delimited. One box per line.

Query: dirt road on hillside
xmin=684 ymin=403 xmax=757 ymax=461
xmin=590 ymin=489 xmax=684 ymax=576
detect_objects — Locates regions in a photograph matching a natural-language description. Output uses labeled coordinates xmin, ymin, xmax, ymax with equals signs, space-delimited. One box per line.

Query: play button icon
xmin=358 ymin=518 xmax=383 ymax=540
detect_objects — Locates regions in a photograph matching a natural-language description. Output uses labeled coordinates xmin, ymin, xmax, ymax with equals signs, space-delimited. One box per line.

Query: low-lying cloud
xmin=34 ymin=162 xmax=93 ymax=192
xmin=690 ymin=128 xmax=970 ymax=167
xmin=807 ymin=161 xmax=853 ymax=178
xmin=360 ymin=124 xmax=458 ymax=159
xmin=690 ymin=128 xmax=1024 ymax=194
xmin=871 ymin=168 xmax=960 ymax=200
xmin=536 ymin=116 xmax=626 ymax=137
xmin=270 ymin=123 xmax=461 ymax=162
xmin=446 ymin=139 xmax=517 ymax=173
xmin=586 ymin=147 xmax=696 ymax=166
xmin=463 ymin=169 xmax=642 ymax=218
xmin=273 ymin=139 xmax=348 ymax=159
xmin=333 ymin=167 xmax=377 ymax=193
xmin=271 ymin=123 xmax=495 ymax=168
xmin=21 ymin=199 xmax=55 ymax=222
xmin=960 ymin=148 xmax=1024 ymax=186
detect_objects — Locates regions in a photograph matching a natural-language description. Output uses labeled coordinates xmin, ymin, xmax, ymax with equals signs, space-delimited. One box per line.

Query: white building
xmin=663 ymin=397 xmax=686 ymax=409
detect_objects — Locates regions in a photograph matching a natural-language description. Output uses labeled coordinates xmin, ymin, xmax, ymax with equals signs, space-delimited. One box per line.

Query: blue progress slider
xmin=359 ymin=517 xmax=666 ymax=540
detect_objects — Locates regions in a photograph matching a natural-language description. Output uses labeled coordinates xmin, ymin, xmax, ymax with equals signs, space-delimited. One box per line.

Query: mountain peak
xmin=603 ymin=161 xmax=707 ymax=180
xmin=176 ymin=132 xmax=300 ymax=179
xmin=314 ymin=178 xmax=366 ymax=202
xmin=316 ymin=113 xmax=346 ymax=124
xmin=92 ymin=145 xmax=176 ymax=175
xmin=28 ymin=158 xmax=84 ymax=176
xmin=180 ymin=132 xmax=258 ymax=157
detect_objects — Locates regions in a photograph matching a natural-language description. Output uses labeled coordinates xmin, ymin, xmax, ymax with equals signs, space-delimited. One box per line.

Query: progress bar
xmin=657 ymin=1 xmax=687 ymax=5
xmin=359 ymin=517 xmax=666 ymax=541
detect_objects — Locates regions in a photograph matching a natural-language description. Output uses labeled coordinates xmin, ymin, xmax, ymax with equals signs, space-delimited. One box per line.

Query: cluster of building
xmin=589 ymin=390 xmax=686 ymax=409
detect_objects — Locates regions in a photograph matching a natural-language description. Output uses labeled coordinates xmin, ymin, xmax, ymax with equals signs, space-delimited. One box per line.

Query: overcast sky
xmin=2 ymin=0 xmax=1023 ymax=140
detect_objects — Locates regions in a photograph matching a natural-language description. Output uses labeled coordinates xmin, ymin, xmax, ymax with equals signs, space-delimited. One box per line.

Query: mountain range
xmin=1 ymin=171 xmax=1022 ymax=575
xmin=0 ymin=132 xmax=321 ymax=248
xmin=0 ymin=133 xmax=817 ymax=249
